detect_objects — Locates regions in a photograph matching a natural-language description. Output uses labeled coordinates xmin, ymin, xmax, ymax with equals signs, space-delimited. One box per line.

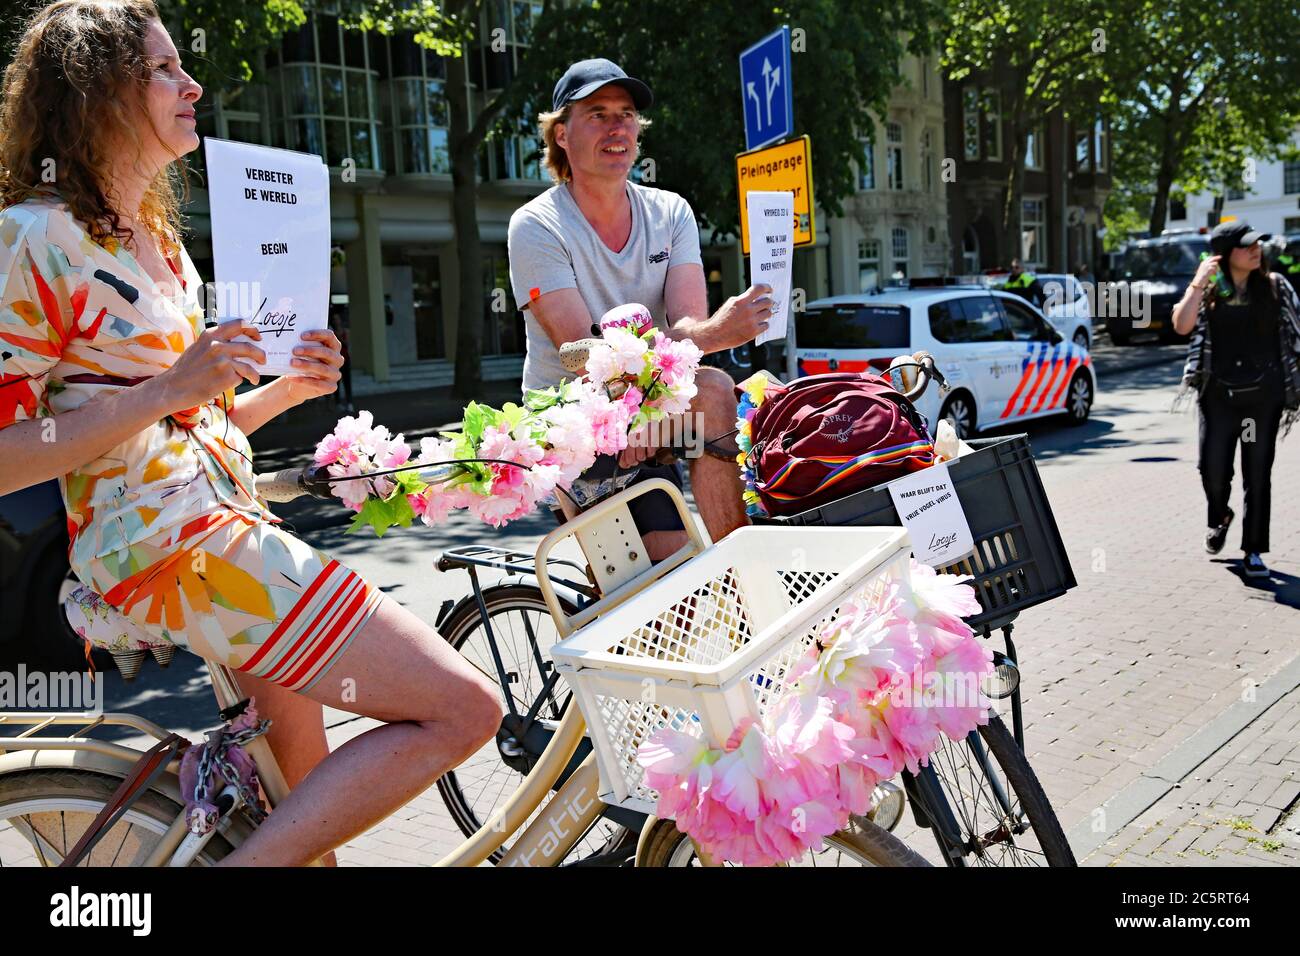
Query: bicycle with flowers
xmin=0 ymin=310 xmax=1069 ymax=867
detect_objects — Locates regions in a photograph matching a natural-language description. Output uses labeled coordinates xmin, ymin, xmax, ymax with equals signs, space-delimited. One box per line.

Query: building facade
xmin=182 ymin=5 xmax=549 ymax=392
xmin=943 ymin=70 xmax=1112 ymax=277
xmin=828 ymin=51 xmax=952 ymax=293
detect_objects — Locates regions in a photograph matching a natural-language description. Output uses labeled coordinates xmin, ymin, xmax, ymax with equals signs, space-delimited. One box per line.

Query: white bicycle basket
xmin=551 ymin=524 xmax=912 ymax=814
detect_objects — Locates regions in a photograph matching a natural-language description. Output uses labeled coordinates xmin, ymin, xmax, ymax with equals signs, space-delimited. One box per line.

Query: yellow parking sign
xmin=736 ymin=135 xmax=815 ymax=255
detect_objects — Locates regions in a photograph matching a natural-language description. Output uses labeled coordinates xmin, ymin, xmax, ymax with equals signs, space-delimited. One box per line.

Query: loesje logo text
xmin=49 ymin=887 xmax=151 ymax=936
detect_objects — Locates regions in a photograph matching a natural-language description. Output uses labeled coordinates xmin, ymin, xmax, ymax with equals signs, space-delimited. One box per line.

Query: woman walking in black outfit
xmin=1172 ymin=221 xmax=1300 ymax=579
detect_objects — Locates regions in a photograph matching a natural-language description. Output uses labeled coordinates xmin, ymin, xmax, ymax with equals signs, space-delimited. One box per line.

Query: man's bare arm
xmin=664 ymin=263 xmax=773 ymax=353
xmin=527 ymin=287 xmax=597 ymax=352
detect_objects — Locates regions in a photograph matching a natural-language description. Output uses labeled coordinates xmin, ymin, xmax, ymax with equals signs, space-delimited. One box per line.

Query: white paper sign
xmin=886 ymin=461 xmax=976 ymax=568
xmin=204 ymin=138 xmax=331 ymax=375
xmin=746 ymin=190 xmax=794 ymax=347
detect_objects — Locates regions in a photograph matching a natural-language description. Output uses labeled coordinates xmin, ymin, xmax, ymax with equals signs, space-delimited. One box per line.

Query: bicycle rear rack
xmin=0 ymin=711 xmax=178 ymax=764
xmin=435 ymin=544 xmax=598 ymax=600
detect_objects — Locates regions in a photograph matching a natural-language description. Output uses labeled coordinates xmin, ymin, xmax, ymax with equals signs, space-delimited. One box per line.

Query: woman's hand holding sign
xmin=282 ymin=329 xmax=345 ymax=404
xmin=156 ymin=319 xmax=266 ymax=411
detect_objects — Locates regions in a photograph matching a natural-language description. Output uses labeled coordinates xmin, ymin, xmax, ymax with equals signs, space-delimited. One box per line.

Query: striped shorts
xmin=71 ymin=511 xmax=383 ymax=692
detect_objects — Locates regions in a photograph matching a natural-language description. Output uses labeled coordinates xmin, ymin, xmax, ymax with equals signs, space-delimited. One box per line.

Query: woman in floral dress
xmin=0 ymin=0 xmax=501 ymax=866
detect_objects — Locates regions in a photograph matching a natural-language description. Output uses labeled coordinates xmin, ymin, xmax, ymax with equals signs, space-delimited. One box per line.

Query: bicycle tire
xmin=435 ymin=583 xmax=631 ymax=865
xmin=0 ymin=768 xmax=236 ymax=866
xmin=918 ymin=714 xmax=1076 ymax=867
xmin=637 ymin=816 xmax=932 ymax=868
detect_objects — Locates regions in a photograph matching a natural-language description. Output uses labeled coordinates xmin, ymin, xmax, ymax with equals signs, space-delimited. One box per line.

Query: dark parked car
xmin=0 ymin=480 xmax=108 ymax=671
xmin=1107 ymin=232 xmax=1206 ymax=345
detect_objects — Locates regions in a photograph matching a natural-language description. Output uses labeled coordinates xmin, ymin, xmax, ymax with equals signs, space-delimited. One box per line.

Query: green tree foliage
xmin=942 ymin=0 xmax=1108 ymax=262
xmin=516 ymin=0 xmax=944 ymax=238
xmin=1102 ymin=0 xmax=1300 ymax=238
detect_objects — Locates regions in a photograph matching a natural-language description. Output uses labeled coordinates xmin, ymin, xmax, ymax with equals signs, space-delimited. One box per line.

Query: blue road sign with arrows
xmin=739 ymin=26 xmax=793 ymax=151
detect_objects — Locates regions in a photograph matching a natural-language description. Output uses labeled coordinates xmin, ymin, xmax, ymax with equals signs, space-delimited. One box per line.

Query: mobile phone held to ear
xmin=1200 ymin=252 xmax=1234 ymax=298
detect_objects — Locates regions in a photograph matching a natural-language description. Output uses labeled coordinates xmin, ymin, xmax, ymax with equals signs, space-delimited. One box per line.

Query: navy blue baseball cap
xmin=1210 ymin=220 xmax=1270 ymax=256
xmin=552 ymin=58 xmax=653 ymax=112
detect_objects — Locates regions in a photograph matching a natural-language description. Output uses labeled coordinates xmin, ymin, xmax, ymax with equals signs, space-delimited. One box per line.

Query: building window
xmin=384 ymin=34 xmax=450 ymax=175
xmin=887 ymin=122 xmax=904 ymax=190
xmin=1283 ymin=216 xmax=1300 ymax=233
xmin=472 ymin=0 xmax=546 ymax=181
xmin=962 ymin=87 xmax=980 ymax=160
xmin=858 ymin=238 xmax=881 ymax=293
xmin=859 ymin=138 xmax=875 ymax=190
xmin=1025 ymin=126 xmax=1043 ymax=170
xmin=1021 ymin=198 xmax=1046 ymax=267
xmin=1169 ymin=194 xmax=1187 ymax=221
xmin=983 ymin=90 xmax=1002 ymax=161
xmin=266 ymin=14 xmax=383 ymax=170
xmin=1285 ymin=161 xmax=1300 ymax=195
xmin=891 ymin=227 xmax=909 ymax=279
xmin=1074 ymin=127 xmax=1091 ymax=172
xmin=1094 ymin=118 xmax=1107 ymax=172
xmin=922 ymin=129 xmax=934 ymax=193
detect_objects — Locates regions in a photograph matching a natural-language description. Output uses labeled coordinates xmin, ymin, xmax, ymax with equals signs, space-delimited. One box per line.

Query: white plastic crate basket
xmin=551 ymin=524 xmax=912 ymax=814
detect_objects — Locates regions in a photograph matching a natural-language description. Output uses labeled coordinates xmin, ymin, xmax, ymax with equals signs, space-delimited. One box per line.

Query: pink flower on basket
xmin=904 ymin=559 xmax=983 ymax=637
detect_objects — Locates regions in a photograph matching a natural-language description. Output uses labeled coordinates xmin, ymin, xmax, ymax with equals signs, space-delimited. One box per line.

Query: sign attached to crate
xmin=886 ymin=462 xmax=975 ymax=567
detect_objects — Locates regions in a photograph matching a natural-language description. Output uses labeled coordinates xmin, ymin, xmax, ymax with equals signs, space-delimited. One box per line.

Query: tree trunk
xmin=1146 ymin=77 xmax=1188 ymax=238
xmin=1001 ymin=120 xmax=1028 ymax=267
xmin=1209 ymin=193 xmax=1224 ymax=228
xmin=447 ymin=46 xmax=485 ymax=400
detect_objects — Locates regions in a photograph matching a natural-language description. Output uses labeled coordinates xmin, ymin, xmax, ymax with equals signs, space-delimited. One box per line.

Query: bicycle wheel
xmin=0 ymin=769 xmax=236 ymax=866
xmin=913 ymin=714 xmax=1076 ymax=866
xmin=638 ymin=816 xmax=932 ymax=867
xmin=436 ymin=584 xmax=633 ymax=865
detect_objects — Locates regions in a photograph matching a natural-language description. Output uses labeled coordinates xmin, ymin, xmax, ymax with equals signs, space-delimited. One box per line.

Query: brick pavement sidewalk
xmin=1083 ymin=675 xmax=1300 ymax=867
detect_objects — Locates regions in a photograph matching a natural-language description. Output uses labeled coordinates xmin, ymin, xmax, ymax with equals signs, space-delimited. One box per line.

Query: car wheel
xmin=1107 ymin=325 xmax=1131 ymax=346
xmin=1065 ymin=371 xmax=1093 ymax=425
xmin=939 ymin=392 xmax=977 ymax=440
xmin=1072 ymin=328 xmax=1089 ymax=349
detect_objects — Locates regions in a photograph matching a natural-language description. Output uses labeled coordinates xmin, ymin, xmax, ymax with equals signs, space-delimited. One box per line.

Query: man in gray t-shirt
xmin=507 ymin=58 xmax=776 ymax=558
xmin=511 ymin=181 xmax=701 ymax=391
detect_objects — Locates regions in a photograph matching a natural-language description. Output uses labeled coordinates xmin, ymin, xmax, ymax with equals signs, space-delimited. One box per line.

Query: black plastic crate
xmin=763 ymin=434 xmax=1076 ymax=630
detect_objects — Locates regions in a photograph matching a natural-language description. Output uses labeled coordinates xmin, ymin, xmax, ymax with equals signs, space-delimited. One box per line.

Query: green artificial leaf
xmin=350 ymin=497 xmax=395 ymax=537
xmin=461 ymin=403 xmax=490 ymax=444
xmin=524 ymin=387 xmax=562 ymax=411
xmin=500 ymin=402 xmax=527 ymax=431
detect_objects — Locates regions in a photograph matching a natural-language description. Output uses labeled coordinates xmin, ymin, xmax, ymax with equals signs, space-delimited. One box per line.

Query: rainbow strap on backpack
xmin=735 ymin=372 xmax=771 ymax=517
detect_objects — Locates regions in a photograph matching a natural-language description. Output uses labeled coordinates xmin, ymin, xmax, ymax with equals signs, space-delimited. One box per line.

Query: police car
xmin=796 ymin=283 xmax=1096 ymax=439
xmin=985 ymin=272 xmax=1094 ymax=349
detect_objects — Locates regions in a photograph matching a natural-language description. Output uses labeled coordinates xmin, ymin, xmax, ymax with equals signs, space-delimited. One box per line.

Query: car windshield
xmin=799 ymin=305 xmax=910 ymax=349
xmin=1116 ymin=240 xmax=1206 ymax=279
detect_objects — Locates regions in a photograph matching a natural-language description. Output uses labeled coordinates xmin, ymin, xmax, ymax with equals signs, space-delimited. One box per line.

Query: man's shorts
xmin=554 ymin=454 xmax=686 ymax=535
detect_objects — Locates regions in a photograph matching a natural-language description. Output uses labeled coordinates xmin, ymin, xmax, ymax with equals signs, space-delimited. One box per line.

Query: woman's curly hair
xmin=0 ymin=0 xmax=185 ymax=254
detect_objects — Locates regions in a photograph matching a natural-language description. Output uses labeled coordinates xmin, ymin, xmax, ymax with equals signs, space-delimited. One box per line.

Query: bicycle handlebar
xmin=254 ymin=354 xmax=946 ymax=504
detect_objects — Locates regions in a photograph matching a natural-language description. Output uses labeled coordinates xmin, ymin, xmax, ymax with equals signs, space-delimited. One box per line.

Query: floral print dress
xmin=0 ymin=195 xmax=380 ymax=691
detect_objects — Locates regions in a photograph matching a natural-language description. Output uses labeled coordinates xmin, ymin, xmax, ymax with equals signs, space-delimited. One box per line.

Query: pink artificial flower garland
xmin=309 ymin=304 xmax=702 ymax=535
xmin=637 ymin=558 xmax=994 ymax=866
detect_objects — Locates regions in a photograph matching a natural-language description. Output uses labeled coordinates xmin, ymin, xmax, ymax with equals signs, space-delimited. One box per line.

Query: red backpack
xmin=740 ymin=371 xmax=935 ymax=518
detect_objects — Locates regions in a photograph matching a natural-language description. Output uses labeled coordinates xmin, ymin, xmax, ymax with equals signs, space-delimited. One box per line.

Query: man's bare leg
xmin=687 ymin=367 xmax=748 ymax=542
